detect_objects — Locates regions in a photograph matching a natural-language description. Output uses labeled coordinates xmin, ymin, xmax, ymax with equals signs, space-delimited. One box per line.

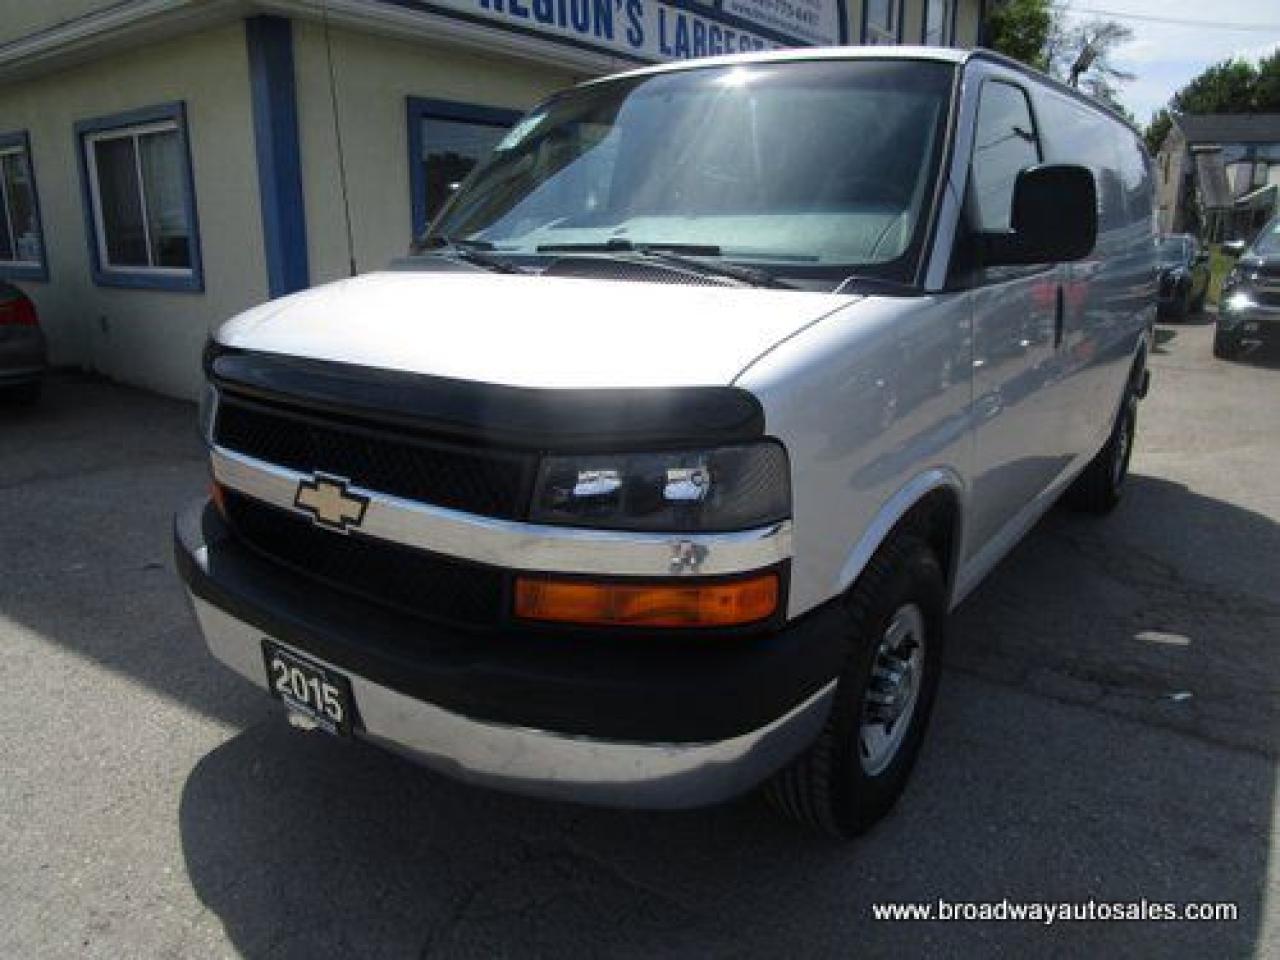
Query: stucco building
xmin=1 ymin=0 xmax=986 ymax=398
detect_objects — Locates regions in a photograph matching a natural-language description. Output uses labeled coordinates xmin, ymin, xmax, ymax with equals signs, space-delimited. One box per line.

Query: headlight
xmin=1223 ymin=291 xmax=1256 ymax=314
xmin=530 ymin=442 xmax=790 ymax=532
xmin=198 ymin=382 xmax=219 ymax=446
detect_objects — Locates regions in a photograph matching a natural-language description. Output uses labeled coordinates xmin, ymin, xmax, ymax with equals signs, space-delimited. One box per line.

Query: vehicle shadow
xmin=176 ymin=473 xmax=1277 ymax=958
xmin=0 ymin=374 xmax=274 ymax=732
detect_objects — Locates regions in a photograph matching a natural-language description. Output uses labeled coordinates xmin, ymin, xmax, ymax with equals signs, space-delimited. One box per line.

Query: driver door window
xmin=970 ymin=81 xmax=1041 ymax=231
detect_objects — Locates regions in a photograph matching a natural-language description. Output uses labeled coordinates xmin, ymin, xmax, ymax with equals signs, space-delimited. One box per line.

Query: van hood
xmin=215 ymin=271 xmax=854 ymax=390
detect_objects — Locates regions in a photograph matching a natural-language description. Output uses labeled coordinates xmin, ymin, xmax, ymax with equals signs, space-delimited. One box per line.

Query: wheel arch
xmin=832 ymin=469 xmax=966 ymax=609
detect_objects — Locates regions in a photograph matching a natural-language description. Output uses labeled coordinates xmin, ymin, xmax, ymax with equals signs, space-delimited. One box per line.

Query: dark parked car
xmin=0 ymin=281 xmax=46 ymax=402
xmin=1216 ymin=216 xmax=1280 ymax=359
xmin=1156 ymin=234 xmax=1210 ymax=319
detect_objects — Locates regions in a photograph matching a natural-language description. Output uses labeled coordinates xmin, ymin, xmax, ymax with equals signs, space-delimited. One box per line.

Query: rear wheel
xmin=1067 ymin=375 xmax=1137 ymax=514
xmin=1191 ymin=287 xmax=1207 ymax=314
xmin=766 ymin=533 xmax=945 ymax=839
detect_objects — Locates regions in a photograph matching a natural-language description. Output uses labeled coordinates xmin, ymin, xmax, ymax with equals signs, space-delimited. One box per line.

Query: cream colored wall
xmin=902 ymin=0 xmax=924 ymax=45
xmin=0 ymin=0 xmax=116 ymax=47
xmin=0 ymin=22 xmax=266 ymax=398
xmin=954 ymin=0 xmax=981 ymax=47
xmin=292 ymin=23 xmax=578 ymax=284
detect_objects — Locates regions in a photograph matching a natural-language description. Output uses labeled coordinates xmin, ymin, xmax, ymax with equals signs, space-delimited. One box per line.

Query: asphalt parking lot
xmin=1 ymin=316 xmax=1277 ymax=958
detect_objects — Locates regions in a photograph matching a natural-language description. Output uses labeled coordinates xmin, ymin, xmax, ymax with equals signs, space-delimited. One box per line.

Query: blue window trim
xmin=74 ymin=101 xmax=204 ymax=292
xmin=246 ymin=16 xmax=309 ymax=299
xmin=406 ymin=96 xmax=522 ymax=241
xmin=0 ymin=130 xmax=49 ymax=282
xmin=861 ymin=0 xmax=905 ymax=44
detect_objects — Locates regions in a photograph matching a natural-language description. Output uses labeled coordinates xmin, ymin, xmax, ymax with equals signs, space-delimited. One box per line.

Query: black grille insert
xmin=222 ymin=492 xmax=504 ymax=628
xmin=214 ymin=394 xmax=534 ymax=520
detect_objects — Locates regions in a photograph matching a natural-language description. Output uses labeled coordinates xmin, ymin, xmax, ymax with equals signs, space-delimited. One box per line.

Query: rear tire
xmin=1191 ymin=288 xmax=1206 ymax=314
xmin=1067 ymin=376 xmax=1137 ymax=514
xmin=765 ymin=533 xmax=945 ymax=839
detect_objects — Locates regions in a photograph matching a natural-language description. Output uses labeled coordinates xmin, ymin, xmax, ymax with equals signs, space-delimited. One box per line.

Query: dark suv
xmin=1216 ymin=217 xmax=1280 ymax=359
xmin=1156 ymin=234 xmax=1209 ymax=319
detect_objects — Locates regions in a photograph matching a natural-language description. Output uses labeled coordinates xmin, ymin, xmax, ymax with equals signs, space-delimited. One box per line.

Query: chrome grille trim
xmin=210 ymin=446 xmax=792 ymax=577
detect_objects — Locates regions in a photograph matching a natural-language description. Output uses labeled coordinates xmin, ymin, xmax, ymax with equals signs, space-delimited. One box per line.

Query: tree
xmin=1249 ymin=49 xmax=1280 ymax=110
xmin=988 ymin=0 xmax=1134 ymax=113
xmin=987 ymin=0 xmax=1052 ymax=71
xmin=1145 ymin=107 xmax=1173 ymax=155
xmin=1142 ymin=47 xmax=1280 ymax=153
xmin=1172 ymin=59 xmax=1259 ymax=114
xmin=1048 ymin=17 xmax=1135 ymax=107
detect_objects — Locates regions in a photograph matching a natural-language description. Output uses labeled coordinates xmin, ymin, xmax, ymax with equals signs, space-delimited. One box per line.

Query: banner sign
xmin=384 ymin=0 xmax=844 ymax=62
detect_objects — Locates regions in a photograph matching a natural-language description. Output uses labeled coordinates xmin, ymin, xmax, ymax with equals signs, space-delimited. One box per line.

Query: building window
xmin=0 ymin=131 xmax=47 ymax=281
xmin=863 ymin=0 xmax=902 ymax=44
xmin=75 ymin=102 xmax=202 ymax=291
xmin=922 ymin=0 xmax=954 ymax=45
xmin=407 ymin=98 xmax=521 ymax=239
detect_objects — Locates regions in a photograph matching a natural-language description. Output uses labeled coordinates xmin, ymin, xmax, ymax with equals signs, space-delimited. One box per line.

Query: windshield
xmin=1249 ymin=218 xmax=1280 ymax=257
xmin=424 ymin=60 xmax=956 ymax=285
xmin=1158 ymin=237 xmax=1189 ymax=265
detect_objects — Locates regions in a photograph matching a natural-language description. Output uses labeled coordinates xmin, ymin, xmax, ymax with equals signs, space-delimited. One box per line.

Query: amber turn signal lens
xmin=514 ymin=573 xmax=779 ymax=628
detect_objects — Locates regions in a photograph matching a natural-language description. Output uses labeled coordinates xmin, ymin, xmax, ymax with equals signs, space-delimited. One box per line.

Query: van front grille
xmin=222 ymin=491 xmax=504 ymax=628
xmin=213 ymin=394 xmax=534 ymax=520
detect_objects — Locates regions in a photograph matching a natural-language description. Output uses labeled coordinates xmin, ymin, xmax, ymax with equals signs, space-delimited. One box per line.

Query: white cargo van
xmin=178 ymin=47 xmax=1156 ymax=837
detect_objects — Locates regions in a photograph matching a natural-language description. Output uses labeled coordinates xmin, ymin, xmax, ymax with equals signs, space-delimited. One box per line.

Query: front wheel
xmin=1213 ymin=327 xmax=1242 ymax=359
xmin=766 ymin=533 xmax=945 ymax=839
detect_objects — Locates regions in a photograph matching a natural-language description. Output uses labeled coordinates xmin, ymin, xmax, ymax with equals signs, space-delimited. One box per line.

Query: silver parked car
xmin=176 ymin=47 xmax=1156 ymax=838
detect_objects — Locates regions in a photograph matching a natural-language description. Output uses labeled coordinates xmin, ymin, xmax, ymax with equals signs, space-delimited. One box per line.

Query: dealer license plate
xmin=262 ymin=641 xmax=354 ymax=736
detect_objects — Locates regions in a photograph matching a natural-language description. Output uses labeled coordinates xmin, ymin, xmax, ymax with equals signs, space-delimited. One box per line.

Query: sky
xmin=1054 ymin=0 xmax=1280 ymax=123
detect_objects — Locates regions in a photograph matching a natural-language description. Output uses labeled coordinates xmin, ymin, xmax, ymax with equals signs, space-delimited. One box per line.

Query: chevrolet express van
xmin=177 ymin=47 xmax=1156 ymax=837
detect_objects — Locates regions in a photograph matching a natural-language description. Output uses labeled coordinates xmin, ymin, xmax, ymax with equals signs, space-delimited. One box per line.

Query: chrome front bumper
xmin=190 ymin=594 xmax=835 ymax=809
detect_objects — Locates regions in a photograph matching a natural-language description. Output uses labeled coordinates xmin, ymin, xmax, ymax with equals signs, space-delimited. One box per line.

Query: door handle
xmin=1054 ymin=285 xmax=1065 ymax=349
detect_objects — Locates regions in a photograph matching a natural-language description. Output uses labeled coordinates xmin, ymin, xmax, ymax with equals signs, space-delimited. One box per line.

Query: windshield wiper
xmin=414 ymin=235 xmax=528 ymax=275
xmin=535 ymin=239 xmax=791 ymax=289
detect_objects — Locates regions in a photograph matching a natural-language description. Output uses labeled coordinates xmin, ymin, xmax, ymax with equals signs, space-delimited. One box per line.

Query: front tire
xmin=1173 ymin=288 xmax=1191 ymax=321
xmin=766 ymin=533 xmax=945 ymax=839
xmin=1213 ymin=327 xmax=1242 ymax=359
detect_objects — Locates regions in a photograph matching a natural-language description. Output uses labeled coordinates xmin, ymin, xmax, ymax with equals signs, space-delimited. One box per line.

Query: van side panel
xmin=735 ymin=294 xmax=973 ymax=618
xmin=1033 ymin=87 xmax=1158 ymax=460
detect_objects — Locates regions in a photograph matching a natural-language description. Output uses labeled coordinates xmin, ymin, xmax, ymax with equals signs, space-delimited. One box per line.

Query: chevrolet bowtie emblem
xmin=294 ymin=473 xmax=369 ymax=532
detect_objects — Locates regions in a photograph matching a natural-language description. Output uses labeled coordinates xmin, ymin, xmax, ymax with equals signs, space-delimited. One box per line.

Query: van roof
xmin=583 ymin=46 xmax=1141 ymax=142
xmin=585 ymin=45 xmax=972 ymax=87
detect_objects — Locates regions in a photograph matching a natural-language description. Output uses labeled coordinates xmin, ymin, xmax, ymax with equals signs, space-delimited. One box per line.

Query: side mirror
xmin=983 ymin=164 xmax=1098 ymax=266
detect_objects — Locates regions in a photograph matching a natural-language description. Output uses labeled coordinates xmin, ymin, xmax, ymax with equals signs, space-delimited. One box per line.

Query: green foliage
xmin=1142 ymin=48 xmax=1280 ymax=157
xmin=1254 ymin=50 xmax=1280 ymax=109
xmin=1145 ymin=108 xmax=1173 ymax=155
xmin=1173 ymin=59 xmax=1261 ymax=114
xmin=987 ymin=0 xmax=1051 ymax=70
